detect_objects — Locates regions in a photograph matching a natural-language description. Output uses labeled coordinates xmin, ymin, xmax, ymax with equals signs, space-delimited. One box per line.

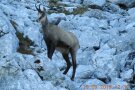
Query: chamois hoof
xmin=71 ymin=77 xmax=74 ymax=81
xmin=48 ymin=56 xmax=52 ymax=60
xmin=63 ymin=71 xmax=67 ymax=75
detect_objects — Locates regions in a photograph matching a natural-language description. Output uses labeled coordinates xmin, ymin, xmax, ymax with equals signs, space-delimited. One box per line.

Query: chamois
xmin=35 ymin=4 xmax=79 ymax=81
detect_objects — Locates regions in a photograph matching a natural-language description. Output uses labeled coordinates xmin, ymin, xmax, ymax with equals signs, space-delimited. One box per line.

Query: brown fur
xmin=36 ymin=4 xmax=79 ymax=81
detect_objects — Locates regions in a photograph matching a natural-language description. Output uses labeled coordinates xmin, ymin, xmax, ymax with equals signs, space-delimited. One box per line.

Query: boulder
xmin=0 ymin=11 xmax=19 ymax=57
xmin=120 ymin=69 xmax=133 ymax=81
xmin=108 ymin=0 xmax=135 ymax=8
xmin=83 ymin=0 xmax=106 ymax=7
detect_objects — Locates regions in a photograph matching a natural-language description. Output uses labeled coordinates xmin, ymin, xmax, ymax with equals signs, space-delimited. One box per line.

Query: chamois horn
xmin=35 ymin=4 xmax=42 ymax=12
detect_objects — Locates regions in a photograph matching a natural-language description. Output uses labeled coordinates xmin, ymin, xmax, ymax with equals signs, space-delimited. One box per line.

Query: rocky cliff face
xmin=0 ymin=0 xmax=135 ymax=90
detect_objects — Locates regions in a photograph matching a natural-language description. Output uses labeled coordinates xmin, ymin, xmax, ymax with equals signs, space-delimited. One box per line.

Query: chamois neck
xmin=42 ymin=16 xmax=49 ymax=30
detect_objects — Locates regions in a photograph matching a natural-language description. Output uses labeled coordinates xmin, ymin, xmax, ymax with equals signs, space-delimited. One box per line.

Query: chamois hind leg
xmin=70 ymin=49 xmax=77 ymax=81
xmin=48 ymin=44 xmax=55 ymax=60
xmin=62 ymin=53 xmax=71 ymax=74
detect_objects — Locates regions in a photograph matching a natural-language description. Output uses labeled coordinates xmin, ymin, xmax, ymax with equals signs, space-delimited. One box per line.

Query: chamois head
xmin=35 ymin=4 xmax=47 ymax=24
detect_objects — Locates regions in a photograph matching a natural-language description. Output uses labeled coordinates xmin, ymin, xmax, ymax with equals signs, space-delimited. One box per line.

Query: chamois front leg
xmin=45 ymin=39 xmax=51 ymax=59
xmin=45 ymin=39 xmax=55 ymax=60
xmin=45 ymin=38 xmax=50 ymax=50
xmin=47 ymin=44 xmax=55 ymax=60
xmin=62 ymin=53 xmax=71 ymax=74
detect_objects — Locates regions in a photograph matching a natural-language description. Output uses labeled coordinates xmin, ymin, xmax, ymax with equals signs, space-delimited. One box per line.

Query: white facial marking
xmin=40 ymin=17 xmax=46 ymax=24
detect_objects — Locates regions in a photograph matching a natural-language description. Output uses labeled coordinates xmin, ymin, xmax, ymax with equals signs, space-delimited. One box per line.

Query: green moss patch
xmin=10 ymin=20 xmax=34 ymax=55
xmin=48 ymin=1 xmax=88 ymax=15
xmin=71 ymin=6 xmax=88 ymax=15
xmin=16 ymin=31 xmax=34 ymax=54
